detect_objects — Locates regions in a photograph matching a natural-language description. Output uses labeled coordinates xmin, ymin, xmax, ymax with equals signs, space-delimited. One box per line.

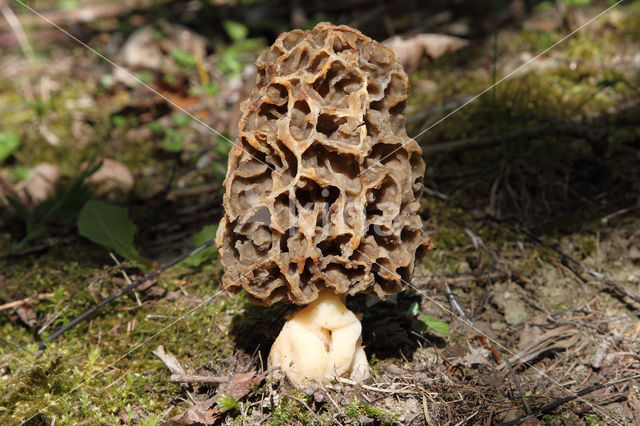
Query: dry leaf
xmin=454 ymin=345 xmax=491 ymax=368
xmin=114 ymin=23 xmax=206 ymax=86
xmin=220 ymin=371 xmax=259 ymax=400
xmin=164 ymin=371 xmax=261 ymax=425
xmin=164 ymin=404 xmax=218 ymax=426
xmin=16 ymin=304 xmax=37 ymax=328
xmin=153 ymin=345 xmax=186 ymax=375
xmin=383 ymin=34 xmax=468 ymax=72
xmin=85 ymin=158 xmax=134 ymax=195
xmin=15 ymin=163 xmax=61 ymax=204
xmin=498 ymin=325 xmax=580 ymax=370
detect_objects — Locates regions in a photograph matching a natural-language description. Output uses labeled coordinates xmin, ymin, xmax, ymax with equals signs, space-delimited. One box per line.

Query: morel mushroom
xmin=216 ymin=22 xmax=432 ymax=386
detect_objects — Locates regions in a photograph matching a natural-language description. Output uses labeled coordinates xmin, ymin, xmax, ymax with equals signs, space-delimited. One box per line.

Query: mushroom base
xmin=267 ymin=291 xmax=370 ymax=387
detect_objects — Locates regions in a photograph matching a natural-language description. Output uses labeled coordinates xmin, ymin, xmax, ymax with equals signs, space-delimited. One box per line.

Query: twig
xmin=285 ymin=393 xmax=324 ymax=425
xmin=454 ymin=408 xmax=480 ymax=426
xmin=337 ymin=377 xmax=420 ymax=394
xmin=499 ymin=374 xmax=640 ymax=425
xmin=0 ymin=1 xmax=35 ymax=63
xmin=38 ymin=306 xmax=68 ymax=335
xmin=168 ymin=374 xmax=227 ymax=384
xmin=601 ymin=206 xmax=640 ymax=225
xmin=109 ymin=253 xmax=142 ymax=307
xmin=0 ymin=337 xmax=35 ymax=355
xmin=38 ymin=239 xmax=216 ymax=350
xmin=422 ymin=396 xmax=435 ymax=426
xmin=445 ymin=284 xmax=473 ymax=325
xmin=0 ymin=293 xmax=54 ymax=310
xmin=504 ymin=358 xmax=531 ymax=415
xmin=423 ymin=187 xmax=640 ymax=306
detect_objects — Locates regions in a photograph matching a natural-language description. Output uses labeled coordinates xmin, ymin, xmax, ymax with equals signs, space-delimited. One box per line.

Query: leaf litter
xmin=1 ymin=0 xmax=640 ymax=424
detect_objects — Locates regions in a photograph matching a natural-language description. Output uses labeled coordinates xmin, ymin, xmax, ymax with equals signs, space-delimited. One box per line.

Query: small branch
xmin=504 ymin=358 xmax=531 ymax=415
xmin=38 ymin=239 xmax=216 ymax=350
xmin=0 ymin=293 xmax=54 ymax=310
xmin=445 ymin=284 xmax=473 ymax=325
xmin=0 ymin=2 xmax=35 ymax=63
xmin=285 ymin=393 xmax=324 ymax=425
xmin=499 ymin=374 xmax=640 ymax=425
xmin=168 ymin=374 xmax=227 ymax=384
xmin=0 ymin=337 xmax=35 ymax=355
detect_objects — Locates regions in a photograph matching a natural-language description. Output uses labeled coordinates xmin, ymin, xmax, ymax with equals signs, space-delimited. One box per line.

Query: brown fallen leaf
xmin=165 ymin=371 xmax=261 ymax=425
xmin=383 ymin=33 xmax=468 ymax=72
xmin=163 ymin=399 xmax=219 ymax=426
xmin=113 ymin=22 xmax=206 ymax=86
xmin=220 ymin=371 xmax=260 ymax=400
xmin=85 ymin=158 xmax=134 ymax=196
xmin=16 ymin=304 xmax=37 ymax=328
xmin=498 ymin=325 xmax=580 ymax=370
xmin=454 ymin=344 xmax=491 ymax=368
xmin=152 ymin=345 xmax=186 ymax=375
xmin=14 ymin=163 xmax=61 ymax=204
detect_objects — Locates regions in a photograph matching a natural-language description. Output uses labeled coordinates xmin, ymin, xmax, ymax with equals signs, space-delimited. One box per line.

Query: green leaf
xmin=160 ymin=129 xmax=184 ymax=152
xmin=214 ymin=135 xmax=233 ymax=157
xmin=407 ymin=302 xmax=420 ymax=317
xmin=182 ymin=225 xmax=218 ymax=267
xmin=217 ymin=392 xmax=239 ymax=413
xmin=135 ymin=70 xmax=153 ymax=84
xmin=421 ymin=315 xmax=450 ymax=335
xmin=223 ymin=20 xmax=248 ymax=42
xmin=218 ymin=50 xmax=244 ymax=78
xmin=8 ymin=165 xmax=30 ymax=182
xmin=100 ymin=74 xmax=114 ymax=88
xmin=77 ymin=200 xmax=147 ymax=266
xmin=11 ymin=156 xmax=102 ymax=251
xmin=58 ymin=0 xmax=79 ymax=10
xmin=172 ymin=113 xmax=191 ymax=128
xmin=170 ymin=48 xmax=197 ymax=68
xmin=212 ymin=162 xmax=228 ymax=180
xmin=561 ymin=0 xmax=590 ymax=5
xmin=112 ymin=115 xmax=126 ymax=127
xmin=146 ymin=121 xmax=165 ymax=136
xmin=0 ymin=132 xmax=20 ymax=162
xmin=189 ymin=82 xmax=220 ymax=97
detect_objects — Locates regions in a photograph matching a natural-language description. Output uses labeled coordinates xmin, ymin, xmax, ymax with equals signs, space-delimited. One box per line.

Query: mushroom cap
xmin=216 ymin=22 xmax=433 ymax=306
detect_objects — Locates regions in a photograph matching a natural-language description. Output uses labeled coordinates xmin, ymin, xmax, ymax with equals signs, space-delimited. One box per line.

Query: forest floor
xmin=1 ymin=0 xmax=639 ymax=424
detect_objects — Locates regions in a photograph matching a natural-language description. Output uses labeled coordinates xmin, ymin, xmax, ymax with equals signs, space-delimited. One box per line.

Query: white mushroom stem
xmin=268 ymin=290 xmax=370 ymax=386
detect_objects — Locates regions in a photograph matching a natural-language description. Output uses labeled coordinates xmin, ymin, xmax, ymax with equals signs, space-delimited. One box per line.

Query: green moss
xmin=344 ymin=396 xmax=400 ymax=425
xmin=0 ymin=237 xmax=240 ymax=422
xmin=618 ymin=1 xmax=640 ymax=41
xmin=270 ymin=392 xmax=321 ymax=425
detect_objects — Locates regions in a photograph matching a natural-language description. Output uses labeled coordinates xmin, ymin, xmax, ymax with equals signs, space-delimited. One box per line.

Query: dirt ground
xmin=1 ymin=0 xmax=639 ymax=424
